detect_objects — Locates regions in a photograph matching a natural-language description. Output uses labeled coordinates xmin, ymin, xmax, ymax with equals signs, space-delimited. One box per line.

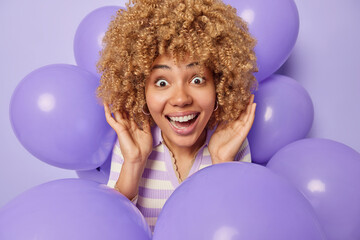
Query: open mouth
xmin=166 ymin=113 xmax=199 ymax=129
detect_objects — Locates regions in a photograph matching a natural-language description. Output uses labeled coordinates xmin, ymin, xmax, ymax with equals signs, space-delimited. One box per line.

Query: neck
xmin=162 ymin=130 xmax=207 ymax=162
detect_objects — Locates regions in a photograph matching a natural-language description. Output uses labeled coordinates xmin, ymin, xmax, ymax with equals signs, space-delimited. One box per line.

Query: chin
xmin=169 ymin=129 xmax=206 ymax=148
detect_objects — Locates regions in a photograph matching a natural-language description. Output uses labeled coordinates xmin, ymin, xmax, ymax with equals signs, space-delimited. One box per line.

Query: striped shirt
xmin=107 ymin=126 xmax=251 ymax=232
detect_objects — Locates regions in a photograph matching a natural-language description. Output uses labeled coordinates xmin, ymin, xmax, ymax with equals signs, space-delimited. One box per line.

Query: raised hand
xmin=104 ymin=103 xmax=153 ymax=165
xmin=208 ymin=95 xmax=256 ymax=164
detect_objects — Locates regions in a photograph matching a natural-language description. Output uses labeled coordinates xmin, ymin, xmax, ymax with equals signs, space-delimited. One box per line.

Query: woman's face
xmin=145 ymin=54 xmax=216 ymax=150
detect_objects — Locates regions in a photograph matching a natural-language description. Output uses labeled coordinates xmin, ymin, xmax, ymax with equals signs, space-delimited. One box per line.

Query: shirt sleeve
xmin=106 ymin=139 xmax=138 ymax=205
xmin=107 ymin=139 xmax=124 ymax=188
xmin=233 ymin=138 xmax=252 ymax=163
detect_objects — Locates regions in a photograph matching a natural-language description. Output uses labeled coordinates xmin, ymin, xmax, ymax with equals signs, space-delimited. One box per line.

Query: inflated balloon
xmin=76 ymin=152 xmax=112 ymax=184
xmin=267 ymin=138 xmax=360 ymax=240
xmin=74 ymin=6 xmax=121 ymax=78
xmin=9 ymin=64 xmax=116 ymax=170
xmin=0 ymin=179 xmax=151 ymax=240
xmin=153 ymin=163 xmax=326 ymax=240
xmin=248 ymin=74 xmax=314 ymax=165
xmin=223 ymin=0 xmax=299 ymax=81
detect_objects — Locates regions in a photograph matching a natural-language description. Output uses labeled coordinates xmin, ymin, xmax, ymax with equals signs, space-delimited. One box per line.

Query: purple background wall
xmin=0 ymin=0 xmax=127 ymax=207
xmin=1 ymin=0 xmax=359 ymax=207
xmin=279 ymin=0 xmax=360 ymax=148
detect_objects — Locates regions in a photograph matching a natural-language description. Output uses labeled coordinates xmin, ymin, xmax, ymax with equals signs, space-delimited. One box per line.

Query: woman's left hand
xmin=208 ymin=94 xmax=256 ymax=164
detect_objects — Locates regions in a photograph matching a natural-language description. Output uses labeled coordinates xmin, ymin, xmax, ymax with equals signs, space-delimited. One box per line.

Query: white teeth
xmin=170 ymin=120 xmax=187 ymax=129
xmin=169 ymin=114 xmax=196 ymax=122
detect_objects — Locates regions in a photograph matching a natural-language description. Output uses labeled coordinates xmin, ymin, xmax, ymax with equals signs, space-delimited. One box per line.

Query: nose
xmin=169 ymin=85 xmax=192 ymax=107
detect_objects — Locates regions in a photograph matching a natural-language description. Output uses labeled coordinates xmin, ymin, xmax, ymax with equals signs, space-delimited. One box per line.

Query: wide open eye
xmin=155 ymin=79 xmax=169 ymax=87
xmin=191 ymin=76 xmax=205 ymax=85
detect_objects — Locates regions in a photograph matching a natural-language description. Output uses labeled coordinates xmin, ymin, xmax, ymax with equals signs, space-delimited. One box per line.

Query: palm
xmin=104 ymin=104 xmax=153 ymax=164
xmin=209 ymin=95 xmax=256 ymax=163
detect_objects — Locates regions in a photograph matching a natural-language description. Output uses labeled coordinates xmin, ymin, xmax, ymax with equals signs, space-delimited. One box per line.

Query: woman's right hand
xmin=104 ymin=103 xmax=153 ymax=165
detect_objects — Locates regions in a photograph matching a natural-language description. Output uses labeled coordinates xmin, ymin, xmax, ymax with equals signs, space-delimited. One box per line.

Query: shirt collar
xmin=151 ymin=126 xmax=162 ymax=147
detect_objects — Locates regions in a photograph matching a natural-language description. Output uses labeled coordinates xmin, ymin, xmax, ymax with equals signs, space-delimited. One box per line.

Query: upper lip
xmin=165 ymin=111 xmax=200 ymax=117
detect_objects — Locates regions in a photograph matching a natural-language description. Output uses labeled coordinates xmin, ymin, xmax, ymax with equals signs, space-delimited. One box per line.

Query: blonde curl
xmin=97 ymin=0 xmax=258 ymax=129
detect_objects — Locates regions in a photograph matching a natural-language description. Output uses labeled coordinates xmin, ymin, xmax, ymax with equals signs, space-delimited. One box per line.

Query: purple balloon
xmin=267 ymin=138 xmax=360 ymax=240
xmin=0 ymin=179 xmax=151 ymax=240
xmin=9 ymin=64 xmax=116 ymax=170
xmin=248 ymin=74 xmax=314 ymax=165
xmin=76 ymin=152 xmax=112 ymax=184
xmin=74 ymin=6 xmax=121 ymax=78
xmin=223 ymin=0 xmax=299 ymax=81
xmin=153 ymin=163 xmax=326 ymax=240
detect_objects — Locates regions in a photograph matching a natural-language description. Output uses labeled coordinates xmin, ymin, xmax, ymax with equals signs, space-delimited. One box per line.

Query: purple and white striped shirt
xmin=107 ymin=126 xmax=251 ymax=232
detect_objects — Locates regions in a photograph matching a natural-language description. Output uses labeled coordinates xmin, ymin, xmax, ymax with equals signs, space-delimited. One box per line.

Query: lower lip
xmin=167 ymin=115 xmax=200 ymax=135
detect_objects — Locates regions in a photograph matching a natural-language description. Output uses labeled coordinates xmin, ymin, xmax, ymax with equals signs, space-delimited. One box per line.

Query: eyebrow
xmin=186 ymin=62 xmax=199 ymax=68
xmin=150 ymin=62 xmax=199 ymax=71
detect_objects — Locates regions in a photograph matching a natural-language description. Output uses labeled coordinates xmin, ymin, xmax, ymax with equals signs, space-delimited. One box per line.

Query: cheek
xmin=196 ymin=89 xmax=216 ymax=116
xmin=203 ymin=97 xmax=216 ymax=115
xmin=145 ymin=91 xmax=166 ymax=118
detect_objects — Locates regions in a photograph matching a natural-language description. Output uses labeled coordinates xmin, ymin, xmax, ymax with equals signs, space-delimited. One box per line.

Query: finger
xmin=103 ymin=102 xmax=110 ymax=116
xmin=135 ymin=118 xmax=151 ymax=134
xmin=114 ymin=109 xmax=129 ymax=123
xmin=250 ymin=94 xmax=255 ymax=103
xmin=104 ymin=103 xmax=114 ymax=121
xmin=238 ymin=95 xmax=253 ymax=122
xmin=114 ymin=111 xmax=131 ymax=130
xmin=247 ymin=94 xmax=255 ymax=111
xmin=236 ymin=103 xmax=256 ymax=140
xmin=121 ymin=111 xmax=130 ymax=120
xmin=245 ymin=103 xmax=256 ymax=129
xmin=242 ymin=94 xmax=255 ymax=123
xmin=130 ymin=118 xmax=139 ymax=131
xmin=238 ymin=109 xmax=247 ymax=122
xmin=113 ymin=110 xmax=123 ymax=122
xmin=103 ymin=103 xmax=118 ymax=127
xmin=142 ymin=119 xmax=151 ymax=133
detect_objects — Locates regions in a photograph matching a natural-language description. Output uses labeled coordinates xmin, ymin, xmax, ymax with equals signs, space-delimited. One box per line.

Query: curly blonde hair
xmin=97 ymin=0 xmax=257 ymax=129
